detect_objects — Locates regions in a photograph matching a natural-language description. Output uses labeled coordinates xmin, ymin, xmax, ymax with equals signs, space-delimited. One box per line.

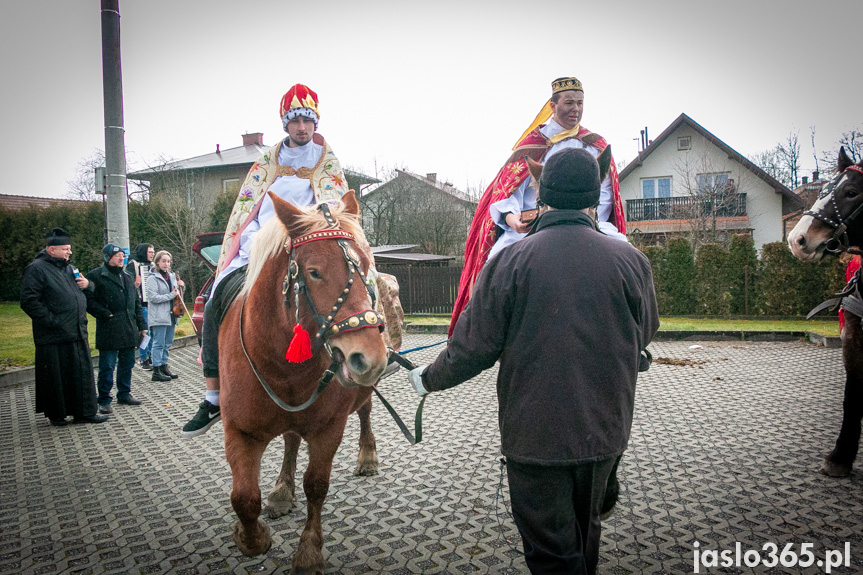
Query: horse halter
xmin=284 ymin=202 xmax=383 ymax=357
xmin=803 ymin=164 xmax=863 ymax=254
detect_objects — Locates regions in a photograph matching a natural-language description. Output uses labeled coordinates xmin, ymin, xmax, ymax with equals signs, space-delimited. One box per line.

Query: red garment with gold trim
xmin=449 ymin=125 xmax=626 ymax=335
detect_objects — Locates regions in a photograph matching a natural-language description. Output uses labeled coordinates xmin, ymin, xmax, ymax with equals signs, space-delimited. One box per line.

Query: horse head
xmin=526 ymin=145 xmax=612 ymax=192
xmin=788 ymin=147 xmax=863 ymax=261
xmin=266 ymin=190 xmax=389 ymax=388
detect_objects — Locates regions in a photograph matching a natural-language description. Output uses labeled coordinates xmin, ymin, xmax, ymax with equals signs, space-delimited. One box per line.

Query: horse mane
xmin=241 ymin=201 xmax=370 ymax=297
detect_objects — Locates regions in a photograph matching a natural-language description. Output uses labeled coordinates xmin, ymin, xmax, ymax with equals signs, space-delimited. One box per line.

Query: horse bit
xmin=803 ymin=164 xmax=863 ymax=256
xmin=239 ymin=202 xmax=384 ymax=412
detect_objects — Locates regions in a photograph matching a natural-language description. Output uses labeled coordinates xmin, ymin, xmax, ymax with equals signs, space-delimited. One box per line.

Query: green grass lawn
xmin=0 ymin=302 xmax=195 ymax=371
xmin=404 ymin=314 xmax=842 ymax=337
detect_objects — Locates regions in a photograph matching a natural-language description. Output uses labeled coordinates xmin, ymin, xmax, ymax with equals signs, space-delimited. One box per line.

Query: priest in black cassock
xmin=20 ymin=228 xmax=108 ymax=426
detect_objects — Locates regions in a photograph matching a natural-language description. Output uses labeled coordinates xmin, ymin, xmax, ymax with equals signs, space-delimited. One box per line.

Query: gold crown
xmin=552 ymin=77 xmax=583 ymax=94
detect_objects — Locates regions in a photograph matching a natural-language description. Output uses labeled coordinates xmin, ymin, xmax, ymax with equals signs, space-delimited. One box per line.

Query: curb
xmin=0 ymin=334 xmax=199 ymax=389
xmin=0 ymin=329 xmax=841 ymax=389
xmin=400 ymin=325 xmax=842 ymax=348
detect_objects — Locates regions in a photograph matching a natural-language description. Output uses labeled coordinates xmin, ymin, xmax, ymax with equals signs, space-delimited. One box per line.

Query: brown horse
xmin=219 ymin=190 xmax=388 ymax=573
xmin=788 ymin=147 xmax=863 ymax=477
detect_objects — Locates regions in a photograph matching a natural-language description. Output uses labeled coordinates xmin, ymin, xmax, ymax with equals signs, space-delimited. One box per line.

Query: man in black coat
xmin=87 ymin=244 xmax=147 ymax=414
xmin=20 ymin=228 xmax=108 ymax=426
xmin=408 ymin=148 xmax=659 ymax=574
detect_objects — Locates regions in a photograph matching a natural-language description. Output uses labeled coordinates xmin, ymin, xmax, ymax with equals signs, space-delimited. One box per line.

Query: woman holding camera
xmin=146 ymin=250 xmax=184 ymax=382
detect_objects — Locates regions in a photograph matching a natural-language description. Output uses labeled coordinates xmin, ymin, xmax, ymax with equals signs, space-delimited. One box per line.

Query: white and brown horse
xmin=788 ymin=147 xmax=863 ymax=477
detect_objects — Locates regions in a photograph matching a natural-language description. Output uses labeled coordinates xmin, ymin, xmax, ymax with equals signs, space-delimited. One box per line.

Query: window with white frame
xmin=641 ymin=177 xmax=671 ymax=199
xmin=696 ymin=173 xmax=730 ymax=194
xmin=678 ymin=136 xmax=691 ymax=150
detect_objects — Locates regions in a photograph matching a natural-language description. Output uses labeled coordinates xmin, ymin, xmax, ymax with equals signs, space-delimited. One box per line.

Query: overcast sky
xmin=2 ymin=0 xmax=861 ymax=199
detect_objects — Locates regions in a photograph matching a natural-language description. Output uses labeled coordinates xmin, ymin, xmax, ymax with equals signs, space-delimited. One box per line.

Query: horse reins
xmin=238 ymin=202 xmax=384 ymax=412
xmin=803 ymin=164 xmax=863 ymax=255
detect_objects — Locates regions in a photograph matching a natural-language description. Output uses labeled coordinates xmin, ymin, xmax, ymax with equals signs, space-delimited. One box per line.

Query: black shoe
xmin=74 ymin=414 xmax=109 ymax=424
xmin=181 ymin=400 xmax=221 ymax=439
xmin=140 ymin=358 xmax=153 ymax=371
xmin=151 ymin=365 xmax=171 ymax=382
xmin=117 ymin=395 xmax=142 ymax=406
xmin=50 ymin=418 xmax=68 ymax=427
xmin=98 ymin=403 xmax=113 ymax=414
xmin=163 ymin=365 xmax=179 ymax=379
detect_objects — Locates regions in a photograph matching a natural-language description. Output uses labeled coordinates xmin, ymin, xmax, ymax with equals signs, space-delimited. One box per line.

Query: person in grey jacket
xmin=408 ymin=148 xmax=659 ymax=575
xmin=146 ymin=250 xmax=184 ymax=382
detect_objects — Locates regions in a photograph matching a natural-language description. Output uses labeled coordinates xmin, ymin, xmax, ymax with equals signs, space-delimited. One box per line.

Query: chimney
xmin=242 ymin=132 xmax=264 ymax=146
xmin=813 ymin=170 xmax=819 ymax=182
xmin=802 ymin=176 xmax=808 ymax=184
xmin=216 ymin=144 xmax=220 ymax=154
xmin=426 ymin=173 xmax=437 ymax=182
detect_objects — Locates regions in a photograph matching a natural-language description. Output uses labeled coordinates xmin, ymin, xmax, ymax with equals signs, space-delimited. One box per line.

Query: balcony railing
xmin=626 ymin=193 xmax=747 ymax=222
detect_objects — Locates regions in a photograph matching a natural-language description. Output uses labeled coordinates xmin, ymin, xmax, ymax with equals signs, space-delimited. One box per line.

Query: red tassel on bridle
xmin=286 ymin=323 xmax=313 ymax=363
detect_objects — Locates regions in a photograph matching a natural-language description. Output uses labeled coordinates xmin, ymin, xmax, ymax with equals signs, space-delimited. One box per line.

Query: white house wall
xmin=618 ymin=124 xmax=784 ymax=251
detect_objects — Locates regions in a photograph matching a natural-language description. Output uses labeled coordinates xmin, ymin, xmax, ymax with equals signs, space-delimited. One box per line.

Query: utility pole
xmin=100 ymin=0 xmax=129 ymax=257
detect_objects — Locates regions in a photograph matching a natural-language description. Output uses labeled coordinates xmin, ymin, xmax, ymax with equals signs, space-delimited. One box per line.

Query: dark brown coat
xmin=425 ymin=210 xmax=659 ymax=465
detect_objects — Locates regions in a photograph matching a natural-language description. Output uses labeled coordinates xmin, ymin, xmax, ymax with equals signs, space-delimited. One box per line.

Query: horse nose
xmin=796 ymin=234 xmax=806 ymax=247
xmin=347 ymin=352 xmax=370 ymax=375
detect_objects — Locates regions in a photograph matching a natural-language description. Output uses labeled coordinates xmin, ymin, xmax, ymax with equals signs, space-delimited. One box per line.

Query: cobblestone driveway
xmin=1 ymin=336 xmax=861 ymax=574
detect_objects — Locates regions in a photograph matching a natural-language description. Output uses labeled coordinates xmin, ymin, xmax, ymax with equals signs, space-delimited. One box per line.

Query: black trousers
xmin=505 ymin=456 xmax=617 ymax=575
xmin=832 ymin=312 xmax=863 ymax=465
xmin=201 ymin=266 xmax=246 ymax=378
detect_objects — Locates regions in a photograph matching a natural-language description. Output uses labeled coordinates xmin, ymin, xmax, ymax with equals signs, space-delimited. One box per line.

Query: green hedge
xmin=0 ymin=200 xmax=218 ymax=302
xmin=637 ymin=238 xmax=847 ymax=317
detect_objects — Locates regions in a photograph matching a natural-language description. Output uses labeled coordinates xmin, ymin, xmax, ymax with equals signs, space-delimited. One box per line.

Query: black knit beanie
xmin=538 ymin=148 xmax=601 ymax=210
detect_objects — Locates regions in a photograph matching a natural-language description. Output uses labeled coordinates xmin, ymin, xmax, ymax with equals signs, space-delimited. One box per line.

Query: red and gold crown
xmin=279 ymin=84 xmax=319 ymax=119
xmin=551 ymin=77 xmax=583 ymax=94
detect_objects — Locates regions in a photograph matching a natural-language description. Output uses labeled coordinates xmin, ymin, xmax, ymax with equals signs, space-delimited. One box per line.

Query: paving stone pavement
xmin=1 ymin=335 xmax=862 ymax=574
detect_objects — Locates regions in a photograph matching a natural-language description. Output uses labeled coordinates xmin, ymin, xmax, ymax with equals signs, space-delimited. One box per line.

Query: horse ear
xmin=838 ymin=146 xmax=854 ymax=171
xmin=341 ymin=190 xmax=360 ymax=216
xmin=526 ymin=157 xmax=544 ymax=182
xmin=598 ymin=146 xmax=612 ymax=182
xmin=268 ymin=190 xmax=303 ymax=233
xmin=596 ymin=145 xmax=611 ymax=182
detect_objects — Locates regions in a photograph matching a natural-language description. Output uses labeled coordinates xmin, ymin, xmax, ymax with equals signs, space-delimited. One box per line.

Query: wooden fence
xmin=376 ymin=265 xmax=463 ymax=314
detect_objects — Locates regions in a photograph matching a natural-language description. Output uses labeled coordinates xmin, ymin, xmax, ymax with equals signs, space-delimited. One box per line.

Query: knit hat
xmin=102 ymin=244 xmax=124 ymax=262
xmin=280 ymin=84 xmax=319 ymax=129
xmin=45 ymin=227 xmax=71 ymax=246
xmin=539 ymin=148 xmax=601 ymax=210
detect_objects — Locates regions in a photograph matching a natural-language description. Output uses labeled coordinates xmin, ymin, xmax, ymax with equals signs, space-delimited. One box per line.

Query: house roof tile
xmin=0 ymin=194 xmax=98 ymax=211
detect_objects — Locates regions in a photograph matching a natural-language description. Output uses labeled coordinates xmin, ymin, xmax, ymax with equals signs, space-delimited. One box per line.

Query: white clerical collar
xmin=541 ymin=118 xmax=565 ymax=138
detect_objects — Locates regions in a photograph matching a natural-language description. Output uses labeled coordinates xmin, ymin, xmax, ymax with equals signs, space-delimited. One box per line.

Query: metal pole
xmin=101 ymin=0 xmax=130 ymax=257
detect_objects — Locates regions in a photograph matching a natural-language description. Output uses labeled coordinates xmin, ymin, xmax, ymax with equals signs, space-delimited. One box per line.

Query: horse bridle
xmin=238 ymin=202 xmax=384 ymax=412
xmin=285 ymin=203 xmax=383 ymax=353
xmin=803 ymin=164 xmax=863 ymax=255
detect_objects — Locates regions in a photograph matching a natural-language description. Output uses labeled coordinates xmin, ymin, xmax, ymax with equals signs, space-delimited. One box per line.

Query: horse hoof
xmin=820 ymin=458 xmax=852 ymax=478
xmin=232 ymin=519 xmax=272 ymax=556
xmin=353 ymin=462 xmax=379 ymax=476
xmin=264 ymin=499 xmax=296 ymax=519
xmin=291 ymin=565 xmax=325 ymax=575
